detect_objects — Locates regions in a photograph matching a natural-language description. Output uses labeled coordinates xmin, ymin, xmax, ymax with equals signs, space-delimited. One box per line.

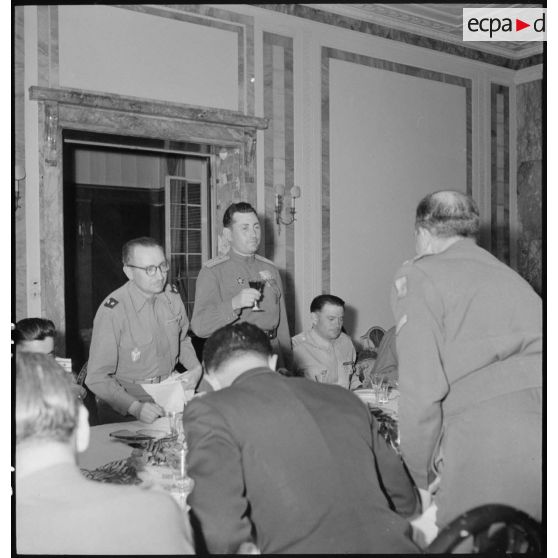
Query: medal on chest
xmin=131 ymin=347 xmax=141 ymax=362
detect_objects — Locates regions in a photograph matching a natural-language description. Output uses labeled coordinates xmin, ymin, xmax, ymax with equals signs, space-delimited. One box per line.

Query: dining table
xmin=77 ymin=415 xmax=193 ymax=513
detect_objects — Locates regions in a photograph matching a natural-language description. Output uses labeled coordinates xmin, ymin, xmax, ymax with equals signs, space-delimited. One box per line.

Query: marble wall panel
xmin=321 ymin=47 xmax=472 ymax=293
xmin=490 ymin=84 xmax=510 ymax=265
xmin=263 ymin=32 xmax=295 ymax=333
xmin=516 ymin=80 xmax=543 ymax=295
xmin=14 ymin=7 xmax=27 ymax=320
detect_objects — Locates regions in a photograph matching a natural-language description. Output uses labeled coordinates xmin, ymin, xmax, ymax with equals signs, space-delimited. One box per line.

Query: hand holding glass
xmin=248 ymin=279 xmax=265 ymax=312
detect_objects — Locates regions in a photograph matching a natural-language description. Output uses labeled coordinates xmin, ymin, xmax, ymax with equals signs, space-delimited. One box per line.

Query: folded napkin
xmin=141 ymin=372 xmax=195 ymax=413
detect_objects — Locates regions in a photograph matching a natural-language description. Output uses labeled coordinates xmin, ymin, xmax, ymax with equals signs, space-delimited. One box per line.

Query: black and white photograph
xmin=11 ymin=3 xmax=545 ymax=555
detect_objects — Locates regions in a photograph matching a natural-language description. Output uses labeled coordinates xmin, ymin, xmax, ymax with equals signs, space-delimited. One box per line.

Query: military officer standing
xmin=191 ymin=202 xmax=292 ymax=368
xmin=391 ymin=191 xmax=542 ymax=537
xmin=86 ymin=237 xmax=201 ymax=423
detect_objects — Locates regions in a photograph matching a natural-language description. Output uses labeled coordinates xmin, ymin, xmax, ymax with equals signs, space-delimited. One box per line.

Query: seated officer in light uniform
xmin=191 ymin=202 xmax=292 ymax=369
xmin=86 ymin=237 xmax=201 ymax=424
xmin=292 ymin=294 xmax=361 ymax=390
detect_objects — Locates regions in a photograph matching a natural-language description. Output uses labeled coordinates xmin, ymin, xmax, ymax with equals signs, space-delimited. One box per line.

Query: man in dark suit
xmin=183 ymin=322 xmax=420 ymax=554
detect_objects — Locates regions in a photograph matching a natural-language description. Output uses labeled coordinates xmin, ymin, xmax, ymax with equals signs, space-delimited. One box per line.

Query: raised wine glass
xmin=248 ymin=278 xmax=265 ymax=312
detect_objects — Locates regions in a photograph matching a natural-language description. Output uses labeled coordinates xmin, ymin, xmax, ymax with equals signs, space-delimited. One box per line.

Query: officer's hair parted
xmin=16 ymin=352 xmax=80 ymax=445
xmin=415 ymin=190 xmax=480 ymax=239
xmin=122 ymin=237 xmax=164 ymax=265
xmin=203 ymin=323 xmax=272 ymax=373
xmin=223 ymin=202 xmax=258 ymax=228
xmin=310 ymin=294 xmax=345 ymax=313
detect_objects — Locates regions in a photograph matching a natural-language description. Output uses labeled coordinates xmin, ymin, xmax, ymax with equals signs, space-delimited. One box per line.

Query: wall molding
xmin=29 ymin=86 xmax=269 ymax=130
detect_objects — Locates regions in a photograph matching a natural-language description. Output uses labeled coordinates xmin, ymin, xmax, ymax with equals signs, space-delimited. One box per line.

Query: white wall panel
xmin=58 ymin=5 xmax=238 ymax=109
xmin=329 ymin=59 xmax=467 ymax=335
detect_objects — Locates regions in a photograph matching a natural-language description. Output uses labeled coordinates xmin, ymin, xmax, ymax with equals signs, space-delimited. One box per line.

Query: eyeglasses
xmin=126 ymin=261 xmax=169 ymax=277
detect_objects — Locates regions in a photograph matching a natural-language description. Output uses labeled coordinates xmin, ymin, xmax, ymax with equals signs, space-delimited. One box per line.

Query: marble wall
xmin=516 ymin=80 xmax=543 ymax=295
xmin=263 ymin=32 xmax=295 ymax=334
xmin=14 ymin=8 xmax=26 ymax=319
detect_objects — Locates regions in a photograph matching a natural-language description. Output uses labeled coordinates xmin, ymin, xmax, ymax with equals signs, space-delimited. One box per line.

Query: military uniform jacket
xmin=86 ymin=281 xmax=200 ymax=415
xmin=292 ymin=329 xmax=360 ymax=390
xmin=191 ymin=250 xmax=291 ymax=359
xmin=391 ymin=238 xmax=542 ymax=491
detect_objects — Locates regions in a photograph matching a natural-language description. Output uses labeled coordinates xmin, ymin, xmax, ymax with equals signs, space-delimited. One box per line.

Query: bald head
xmin=415 ymin=190 xmax=479 ymax=239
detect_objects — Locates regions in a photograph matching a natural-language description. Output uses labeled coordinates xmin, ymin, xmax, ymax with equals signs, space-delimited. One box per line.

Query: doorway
xmin=63 ymin=130 xmax=211 ymax=369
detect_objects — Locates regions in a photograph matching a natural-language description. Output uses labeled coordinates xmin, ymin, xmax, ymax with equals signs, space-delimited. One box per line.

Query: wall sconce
xmin=14 ymin=164 xmax=25 ymax=211
xmin=44 ymin=104 xmax=59 ymax=166
xmin=274 ymin=184 xmax=301 ymax=233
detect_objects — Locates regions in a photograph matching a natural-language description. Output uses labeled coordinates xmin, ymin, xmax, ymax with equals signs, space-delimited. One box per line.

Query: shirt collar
xmin=126 ymin=280 xmax=156 ymax=312
xmin=232 ymin=366 xmax=273 ymax=386
xmin=230 ymin=248 xmax=256 ymax=263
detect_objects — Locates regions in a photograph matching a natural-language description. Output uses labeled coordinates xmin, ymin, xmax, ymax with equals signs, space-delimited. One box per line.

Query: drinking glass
xmin=378 ymin=382 xmax=390 ymax=405
xmin=248 ymin=279 xmax=265 ymax=312
xmin=168 ymin=411 xmax=184 ymax=442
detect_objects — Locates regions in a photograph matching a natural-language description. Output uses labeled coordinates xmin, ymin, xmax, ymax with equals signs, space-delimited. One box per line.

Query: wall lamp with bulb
xmin=274 ymin=184 xmax=301 ymax=233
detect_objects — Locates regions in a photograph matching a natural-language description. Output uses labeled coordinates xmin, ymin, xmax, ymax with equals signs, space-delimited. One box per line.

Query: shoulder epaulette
xmin=104 ymin=297 xmax=119 ymax=309
xmin=255 ymin=254 xmax=274 ymax=266
xmin=205 ymin=255 xmax=230 ymax=268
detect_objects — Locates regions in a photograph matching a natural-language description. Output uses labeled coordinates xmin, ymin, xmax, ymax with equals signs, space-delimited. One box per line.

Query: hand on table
xmin=232 ymin=288 xmax=261 ymax=310
xmin=133 ymin=402 xmax=165 ymax=423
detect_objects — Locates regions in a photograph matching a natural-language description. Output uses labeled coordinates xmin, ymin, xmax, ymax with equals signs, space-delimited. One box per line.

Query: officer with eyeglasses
xmin=86 ymin=237 xmax=202 ymax=423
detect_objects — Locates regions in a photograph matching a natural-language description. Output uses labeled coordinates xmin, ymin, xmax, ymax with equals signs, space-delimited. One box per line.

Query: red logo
xmin=516 ymin=18 xmax=530 ymax=31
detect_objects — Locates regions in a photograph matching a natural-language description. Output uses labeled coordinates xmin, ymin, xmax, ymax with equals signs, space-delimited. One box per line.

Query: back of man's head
xmin=203 ymin=323 xmax=272 ymax=374
xmin=14 ymin=318 xmax=56 ymax=345
xmin=310 ymin=294 xmax=345 ymax=313
xmin=222 ymin=202 xmax=257 ymax=228
xmin=16 ymin=352 xmax=79 ymax=445
xmin=122 ymin=236 xmax=163 ymax=265
xmin=416 ymin=190 xmax=479 ymax=239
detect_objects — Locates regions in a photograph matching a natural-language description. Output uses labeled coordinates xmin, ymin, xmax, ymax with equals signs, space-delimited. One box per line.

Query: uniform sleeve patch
xmin=104 ymin=297 xmax=119 ymax=309
xmin=395 ymin=276 xmax=408 ymax=299
xmin=395 ymin=314 xmax=408 ymax=335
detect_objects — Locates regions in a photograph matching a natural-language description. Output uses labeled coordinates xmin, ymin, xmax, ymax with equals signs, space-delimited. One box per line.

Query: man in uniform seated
xmin=15 ymin=352 xmax=194 ymax=555
xmin=86 ymin=237 xmax=201 ymax=424
xmin=183 ymin=322 xmax=420 ymax=554
xmin=191 ymin=202 xmax=291 ymax=368
xmin=292 ymin=294 xmax=361 ymax=389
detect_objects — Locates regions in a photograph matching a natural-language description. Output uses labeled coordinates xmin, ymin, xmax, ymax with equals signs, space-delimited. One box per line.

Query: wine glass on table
xmin=248 ymin=277 xmax=265 ymax=312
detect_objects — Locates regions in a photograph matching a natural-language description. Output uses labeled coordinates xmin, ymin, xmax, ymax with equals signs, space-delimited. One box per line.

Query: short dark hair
xmin=310 ymin=294 xmax=345 ymax=313
xmin=122 ymin=237 xmax=164 ymax=265
xmin=203 ymin=323 xmax=272 ymax=373
xmin=415 ymin=190 xmax=480 ymax=239
xmin=222 ymin=202 xmax=258 ymax=228
xmin=16 ymin=352 xmax=80 ymax=444
xmin=13 ymin=318 xmax=56 ymax=345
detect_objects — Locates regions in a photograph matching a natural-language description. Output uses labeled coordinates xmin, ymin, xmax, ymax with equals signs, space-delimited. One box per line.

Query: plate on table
xmin=109 ymin=429 xmax=154 ymax=443
xmin=137 ymin=429 xmax=173 ymax=441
